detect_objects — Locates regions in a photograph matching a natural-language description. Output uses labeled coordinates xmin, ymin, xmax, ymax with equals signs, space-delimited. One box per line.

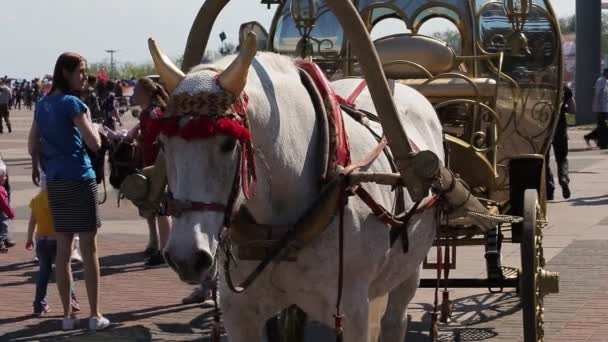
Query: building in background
xmin=563 ymin=33 xmax=576 ymax=87
xmin=562 ymin=33 xmax=605 ymax=90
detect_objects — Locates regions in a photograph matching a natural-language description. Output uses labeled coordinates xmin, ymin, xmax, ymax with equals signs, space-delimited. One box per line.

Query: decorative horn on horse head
xmin=219 ymin=32 xmax=258 ymax=96
xmin=148 ymin=38 xmax=186 ymax=93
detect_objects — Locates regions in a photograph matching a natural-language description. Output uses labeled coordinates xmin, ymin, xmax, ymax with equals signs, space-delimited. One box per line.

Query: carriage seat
xmin=399 ymin=77 xmax=497 ymax=98
xmin=373 ymin=34 xmax=498 ymax=99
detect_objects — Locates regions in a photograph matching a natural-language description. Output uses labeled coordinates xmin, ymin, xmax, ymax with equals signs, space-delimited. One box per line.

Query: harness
xmin=149 ymin=61 xmax=439 ymax=341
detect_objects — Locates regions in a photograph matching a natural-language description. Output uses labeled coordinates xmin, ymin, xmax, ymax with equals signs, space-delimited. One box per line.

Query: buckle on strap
xmin=167 ymin=198 xmax=227 ymax=217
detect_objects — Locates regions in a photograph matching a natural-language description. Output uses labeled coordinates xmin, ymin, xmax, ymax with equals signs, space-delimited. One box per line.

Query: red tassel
xmin=160 ymin=116 xmax=252 ymax=142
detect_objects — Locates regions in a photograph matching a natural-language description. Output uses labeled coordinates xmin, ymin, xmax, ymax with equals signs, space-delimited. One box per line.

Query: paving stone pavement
xmin=0 ymin=233 xmax=217 ymax=342
xmin=3 ymin=108 xmax=608 ymax=341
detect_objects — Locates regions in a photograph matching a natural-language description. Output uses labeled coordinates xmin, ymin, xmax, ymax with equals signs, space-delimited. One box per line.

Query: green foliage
xmin=175 ymin=54 xmax=184 ymax=68
xmin=88 ymin=44 xmax=237 ymax=80
xmin=559 ymin=14 xmax=608 ymax=55
xmin=119 ymin=62 xmax=156 ymax=80
xmin=88 ymin=61 xmax=109 ymax=77
xmin=88 ymin=59 xmax=155 ymax=80
xmin=432 ymin=30 xmax=462 ymax=54
xmin=559 ymin=15 xmax=576 ymax=34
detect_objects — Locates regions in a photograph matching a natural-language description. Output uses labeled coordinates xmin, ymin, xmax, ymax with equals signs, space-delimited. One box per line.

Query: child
xmin=0 ymin=159 xmax=14 ymax=252
xmin=26 ymin=178 xmax=80 ymax=317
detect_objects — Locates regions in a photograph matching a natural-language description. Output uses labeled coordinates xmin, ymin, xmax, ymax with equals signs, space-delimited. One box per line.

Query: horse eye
xmin=220 ymin=138 xmax=237 ymax=153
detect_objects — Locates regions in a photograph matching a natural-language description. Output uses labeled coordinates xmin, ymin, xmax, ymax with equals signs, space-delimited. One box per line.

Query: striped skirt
xmin=47 ymin=179 xmax=101 ymax=233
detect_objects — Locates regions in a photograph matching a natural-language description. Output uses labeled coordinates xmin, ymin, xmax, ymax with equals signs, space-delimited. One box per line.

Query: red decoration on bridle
xmin=158 ymin=92 xmax=257 ymax=209
xmin=159 ymin=116 xmax=252 ymax=143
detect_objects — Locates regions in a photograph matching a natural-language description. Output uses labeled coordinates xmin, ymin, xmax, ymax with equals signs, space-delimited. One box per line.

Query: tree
xmin=175 ymin=54 xmax=184 ymax=69
xmin=432 ymin=30 xmax=462 ymax=54
xmin=88 ymin=61 xmax=110 ymax=76
xmin=559 ymin=15 xmax=575 ymax=34
xmin=119 ymin=62 xmax=156 ymax=80
xmin=559 ymin=14 xmax=608 ymax=56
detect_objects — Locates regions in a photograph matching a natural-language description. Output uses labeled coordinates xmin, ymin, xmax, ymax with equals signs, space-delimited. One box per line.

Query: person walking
xmin=28 ymin=52 xmax=109 ymax=331
xmin=585 ymin=68 xmax=608 ymax=148
xmin=32 ymin=78 xmax=40 ymax=109
xmin=546 ymin=84 xmax=575 ymax=200
xmin=0 ymin=80 xmax=12 ymax=133
xmin=14 ymin=83 xmax=22 ymax=111
xmin=24 ymin=82 xmax=33 ymax=110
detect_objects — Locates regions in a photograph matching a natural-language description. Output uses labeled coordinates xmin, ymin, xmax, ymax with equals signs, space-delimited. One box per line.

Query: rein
xmin=160 ymin=69 xmax=440 ymax=341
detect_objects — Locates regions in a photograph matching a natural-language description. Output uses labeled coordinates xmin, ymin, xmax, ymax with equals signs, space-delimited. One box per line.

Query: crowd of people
xmin=0 ymin=52 xmax=212 ymax=332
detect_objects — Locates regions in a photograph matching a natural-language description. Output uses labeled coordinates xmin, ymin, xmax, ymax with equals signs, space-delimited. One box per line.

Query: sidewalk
xmin=0 ymin=232 xmax=214 ymax=341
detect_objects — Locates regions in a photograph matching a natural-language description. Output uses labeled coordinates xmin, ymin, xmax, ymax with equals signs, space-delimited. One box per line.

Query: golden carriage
xmin=221 ymin=1 xmax=560 ymax=340
xmin=133 ymin=0 xmax=562 ymax=340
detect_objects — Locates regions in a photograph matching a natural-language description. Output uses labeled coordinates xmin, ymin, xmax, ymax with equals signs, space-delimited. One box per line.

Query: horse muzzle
xmin=164 ymin=249 xmax=214 ymax=285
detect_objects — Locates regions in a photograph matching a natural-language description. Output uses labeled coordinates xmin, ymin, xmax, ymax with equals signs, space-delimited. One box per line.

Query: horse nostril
xmin=194 ymin=251 xmax=213 ymax=273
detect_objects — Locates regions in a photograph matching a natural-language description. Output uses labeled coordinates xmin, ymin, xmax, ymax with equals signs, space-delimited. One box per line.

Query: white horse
xmin=152 ymin=34 xmax=444 ymax=341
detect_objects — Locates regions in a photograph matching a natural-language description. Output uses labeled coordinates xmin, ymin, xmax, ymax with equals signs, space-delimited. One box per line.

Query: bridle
xmin=159 ymin=87 xmax=259 ymax=292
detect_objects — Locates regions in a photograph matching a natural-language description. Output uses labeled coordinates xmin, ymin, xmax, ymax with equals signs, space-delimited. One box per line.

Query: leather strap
xmin=334 ymin=186 xmax=346 ymax=342
xmin=223 ymin=228 xmax=297 ymax=293
xmin=345 ymin=80 xmax=368 ymax=106
xmin=354 ymin=186 xmax=402 ymax=227
xmin=190 ymin=202 xmax=226 ymax=212
xmin=340 ymin=138 xmax=387 ymax=175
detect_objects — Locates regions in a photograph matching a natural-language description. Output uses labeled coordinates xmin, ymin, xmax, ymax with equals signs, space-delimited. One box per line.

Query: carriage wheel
xmin=520 ymin=189 xmax=559 ymax=342
xmin=520 ymin=189 xmax=540 ymax=342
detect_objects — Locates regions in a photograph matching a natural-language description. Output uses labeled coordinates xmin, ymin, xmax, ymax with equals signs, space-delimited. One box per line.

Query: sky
xmin=0 ymin=0 xmax=576 ymax=79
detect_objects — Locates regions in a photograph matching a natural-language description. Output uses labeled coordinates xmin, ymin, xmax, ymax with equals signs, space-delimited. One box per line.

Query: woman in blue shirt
xmin=28 ymin=52 xmax=109 ymax=331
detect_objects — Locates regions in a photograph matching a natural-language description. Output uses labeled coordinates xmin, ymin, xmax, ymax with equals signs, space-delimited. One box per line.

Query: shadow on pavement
xmin=0 ymin=260 xmax=37 ymax=273
xmin=406 ymin=292 xmax=520 ymax=341
xmin=98 ymin=251 xmax=149 ymax=277
xmin=568 ymin=194 xmax=608 ymax=206
xmin=104 ymin=302 xmax=202 ymax=324
xmin=1 ymin=323 xmax=152 ymax=342
xmin=569 ymin=170 xmax=599 ymax=174
xmin=0 ymin=251 xmax=149 ymax=288
xmin=0 ymin=303 xmax=206 ymax=342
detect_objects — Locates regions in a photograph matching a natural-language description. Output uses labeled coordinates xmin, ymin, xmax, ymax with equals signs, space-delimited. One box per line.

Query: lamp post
xmin=260 ymin=0 xmax=283 ymax=9
xmin=291 ymin=0 xmax=319 ymax=59
xmin=503 ymin=0 xmax=530 ymax=57
xmin=105 ymin=49 xmax=118 ymax=80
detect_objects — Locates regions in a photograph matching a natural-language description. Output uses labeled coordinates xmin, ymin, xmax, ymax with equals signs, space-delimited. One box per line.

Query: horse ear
xmin=218 ymin=32 xmax=257 ymax=96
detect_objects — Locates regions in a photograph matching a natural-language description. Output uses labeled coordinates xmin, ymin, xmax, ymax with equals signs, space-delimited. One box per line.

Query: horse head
xmin=150 ymin=33 xmax=258 ymax=284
